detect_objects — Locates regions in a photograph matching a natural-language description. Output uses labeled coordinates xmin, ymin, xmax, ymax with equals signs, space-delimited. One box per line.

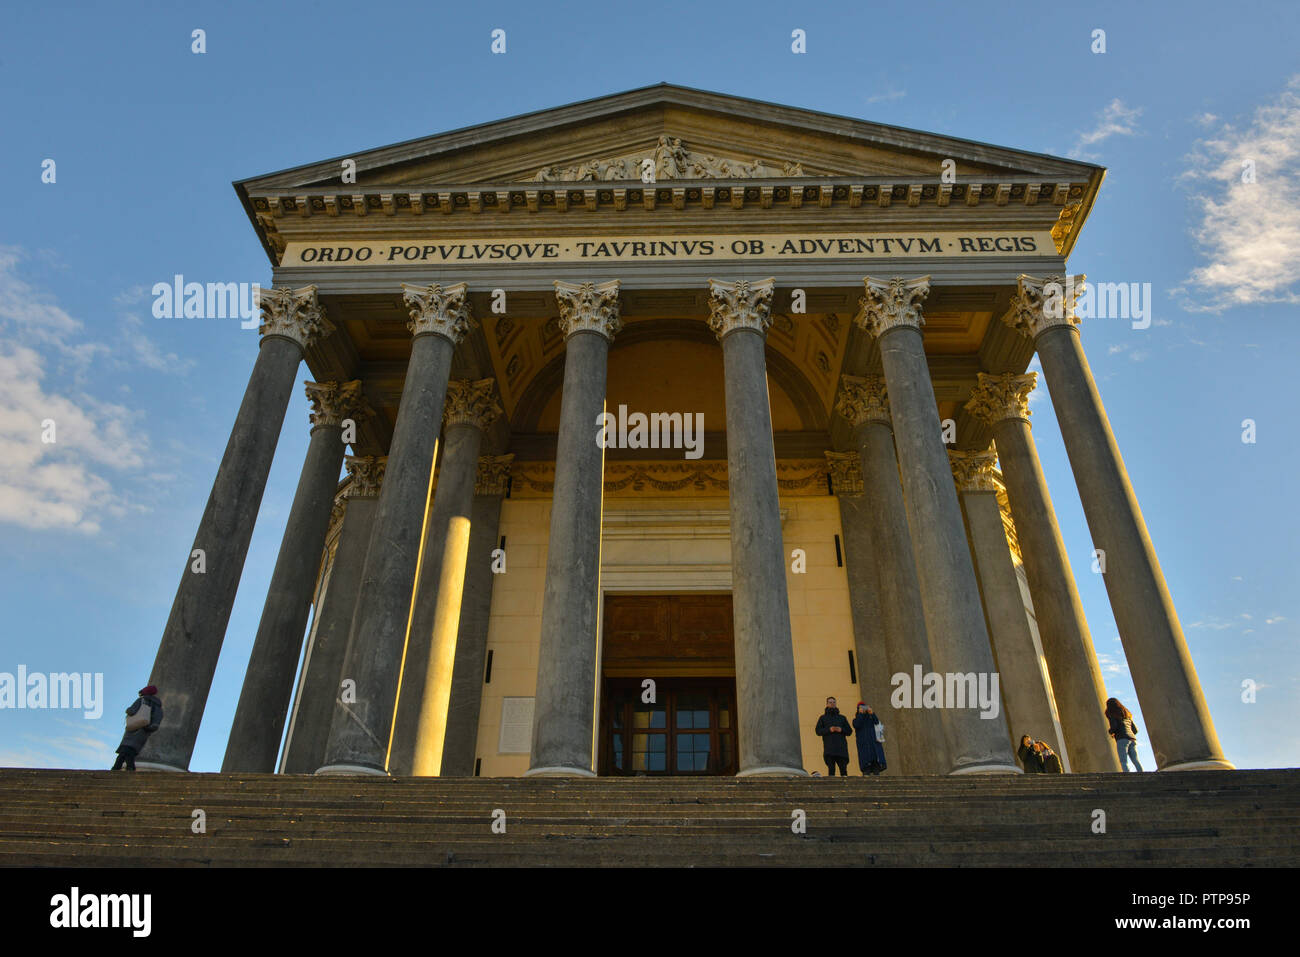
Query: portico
xmin=141 ymin=85 xmax=1230 ymax=778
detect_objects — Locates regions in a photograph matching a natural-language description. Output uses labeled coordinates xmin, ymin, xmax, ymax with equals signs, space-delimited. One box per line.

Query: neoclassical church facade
xmin=140 ymin=85 xmax=1231 ymax=778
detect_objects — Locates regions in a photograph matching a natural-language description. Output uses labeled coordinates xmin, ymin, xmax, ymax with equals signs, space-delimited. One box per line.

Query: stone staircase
xmin=1 ymin=767 xmax=1296 ymax=867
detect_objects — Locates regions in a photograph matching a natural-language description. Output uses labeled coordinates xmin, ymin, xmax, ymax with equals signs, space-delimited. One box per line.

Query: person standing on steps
xmin=1105 ymin=697 xmax=1143 ymax=772
xmin=851 ymin=701 xmax=887 ymax=775
xmin=1017 ymin=733 xmax=1044 ymax=773
xmin=1035 ymin=740 xmax=1063 ymax=774
xmin=112 ymin=685 xmax=163 ymax=771
xmin=815 ymin=695 xmax=852 ymax=777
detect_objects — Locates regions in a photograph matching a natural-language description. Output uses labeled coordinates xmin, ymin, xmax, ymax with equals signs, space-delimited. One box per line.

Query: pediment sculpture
xmin=531 ymin=136 xmax=808 ymax=182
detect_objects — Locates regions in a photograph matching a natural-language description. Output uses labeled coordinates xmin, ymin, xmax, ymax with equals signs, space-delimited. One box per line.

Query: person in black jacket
xmin=112 ymin=685 xmax=163 ymax=771
xmin=1036 ymin=740 xmax=1063 ymax=773
xmin=1017 ymin=734 xmax=1044 ymax=773
xmin=1105 ymin=697 xmax=1143 ymax=771
xmin=815 ymin=696 xmax=853 ymax=776
xmin=851 ymin=702 xmax=887 ymax=775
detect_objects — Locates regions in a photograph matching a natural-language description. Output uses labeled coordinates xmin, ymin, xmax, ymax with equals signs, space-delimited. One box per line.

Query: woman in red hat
xmin=112 ymin=685 xmax=163 ymax=771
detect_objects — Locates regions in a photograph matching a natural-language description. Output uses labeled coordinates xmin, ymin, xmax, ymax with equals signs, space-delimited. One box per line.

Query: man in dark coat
xmin=851 ymin=702 xmax=887 ymax=775
xmin=112 ymin=685 xmax=163 ymax=771
xmin=815 ymin=696 xmax=853 ymax=776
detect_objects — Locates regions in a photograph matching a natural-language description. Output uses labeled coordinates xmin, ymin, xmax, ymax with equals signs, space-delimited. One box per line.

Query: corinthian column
xmin=281 ymin=455 xmax=385 ymax=774
xmin=142 ymin=285 xmax=333 ymax=771
xmin=392 ymin=378 xmax=502 ymax=776
xmin=441 ymin=454 xmax=514 ymax=777
xmin=527 ymin=280 xmax=621 ymax=777
xmin=223 ymin=380 xmax=369 ymax=773
xmin=965 ymin=373 xmax=1117 ymax=771
xmin=708 ymin=278 xmax=804 ymax=777
xmin=858 ymin=276 xmax=1016 ymax=774
xmin=318 ymin=283 xmax=472 ymax=775
xmin=834 ymin=377 xmax=948 ymax=774
xmin=948 ymin=447 xmax=1069 ymax=765
xmin=1004 ymin=275 xmax=1230 ymax=770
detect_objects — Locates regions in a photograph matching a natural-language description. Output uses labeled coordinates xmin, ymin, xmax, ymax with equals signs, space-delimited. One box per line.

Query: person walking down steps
xmin=1105 ymin=697 xmax=1143 ymax=772
xmin=815 ymin=696 xmax=853 ymax=776
xmin=851 ymin=702 xmax=887 ymax=775
xmin=112 ymin=685 xmax=163 ymax=771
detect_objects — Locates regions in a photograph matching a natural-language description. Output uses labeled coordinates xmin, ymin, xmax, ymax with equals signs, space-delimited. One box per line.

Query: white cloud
xmin=1071 ymin=98 xmax=1143 ymax=160
xmin=1178 ymin=76 xmax=1300 ymax=310
xmin=865 ymin=89 xmax=906 ymax=105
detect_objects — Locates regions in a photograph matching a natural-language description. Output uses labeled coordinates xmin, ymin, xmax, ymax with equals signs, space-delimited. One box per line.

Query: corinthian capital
xmin=706 ymin=278 xmax=775 ymax=340
xmin=948 ymin=448 xmax=1000 ymax=493
xmin=835 ymin=374 xmax=892 ymax=427
xmin=1005 ymin=274 xmax=1085 ymax=339
xmin=443 ymin=378 xmax=503 ymax=431
xmin=475 ymin=453 xmax=515 ymax=496
xmin=259 ymin=285 xmax=335 ymax=351
xmin=964 ymin=372 xmax=1037 ymax=426
xmin=855 ymin=276 xmax=931 ymax=337
xmin=401 ymin=282 xmax=474 ymax=343
xmin=344 ymin=455 xmax=387 ymax=499
xmin=304 ymin=380 xmax=369 ymax=430
xmin=554 ymin=279 xmax=623 ymax=341
xmin=824 ymin=450 xmax=864 ymax=495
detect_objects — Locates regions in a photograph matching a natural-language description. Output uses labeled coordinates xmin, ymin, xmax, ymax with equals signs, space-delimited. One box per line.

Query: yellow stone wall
xmin=474 ymin=491 xmax=864 ymax=777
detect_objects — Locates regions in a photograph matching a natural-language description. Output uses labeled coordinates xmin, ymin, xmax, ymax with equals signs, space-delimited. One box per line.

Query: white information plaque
xmin=498 ymin=697 xmax=535 ymax=754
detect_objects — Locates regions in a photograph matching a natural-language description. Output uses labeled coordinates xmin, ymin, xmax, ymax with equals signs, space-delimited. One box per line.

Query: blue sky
xmin=1 ymin=0 xmax=1296 ymax=772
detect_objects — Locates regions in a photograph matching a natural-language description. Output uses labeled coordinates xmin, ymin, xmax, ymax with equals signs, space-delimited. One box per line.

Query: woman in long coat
xmin=112 ymin=685 xmax=163 ymax=771
xmin=851 ymin=702 xmax=887 ymax=775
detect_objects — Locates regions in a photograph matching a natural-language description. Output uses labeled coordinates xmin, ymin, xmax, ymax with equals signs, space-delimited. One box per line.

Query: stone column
xmin=441 ymin=454 xmax=513 ymax=777
xmin=141 ymin=286 xmax=333 ymax=771
xmin=858 ymin=276 xmax=1016 ymax=774
xmin=965 ymin=373 xmax=1118 ymax=771
xmin=222 ymin=380 xmax=368 ymax=772
xmin=1005 ymin=275 xmax=1231 ymax=770
xmin=949 ymin=448 xmax=1069 ymax=763
xmin=835 ymin=377 xmax=949 ymax=774
xmin=318 ymin=283 xmax=472 ymax=775
xmin=391 ymin=379 xmax=502 ymax=776
xmin=709 ymin=278 xmax=804 ymax=777
xmin=527 ymin=280 xmax=622 ymax=777
xmin=280 ymin=455 xmax=385 ymax=774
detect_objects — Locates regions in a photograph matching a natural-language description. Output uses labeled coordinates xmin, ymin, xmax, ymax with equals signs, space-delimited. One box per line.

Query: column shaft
xmin=143 ymin=335 xmax=303 ymax=770
xmin=1036 ymin=324 xmax=1229 ymax=769
xmin=222 ymin=408 xmax=348 ymax=772
xmin=528 ymin=331 xmax=609 ymax=775
xmin=876 ymin=321 xmax=1016 ymax=773
xmin=441 ymin=491 xmax=505 ymax=777
xmin=320 ymin=332 xmax=456 ymax=773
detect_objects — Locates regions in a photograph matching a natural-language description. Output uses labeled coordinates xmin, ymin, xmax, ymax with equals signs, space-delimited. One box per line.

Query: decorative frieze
xmin=400 ymin=282 xmax=474 ymax=343
xmin=509 ymin=459 xmax=829 ymax=497
xmin=855 ymin=276 xmax=931 ymax=337
xmin=1005 ymin=274 xmax=1085 ymax=339
xmin=824 ymin=450 xmax=864 ymax=495
xmin=553 ymin=279 xmax=623 ymax=341
xmin=531 ymin=136 xmax=810 ymax=183
xmin=304 ymin=380 xmax=368 ymax=431
xmin=443 ymin=378 xmax=503 ymax=431
xmin=835 ymin=374 xmax=892 ymax=427
xmin=258 ymin=284 xmax=334 ymax=351
xmin=706 ymin=278 xmax=775 ymax=340
xmin=964 ymin=372 xmax=1037 ymax=425
xmin=343 ymin=455 xmax=387 ymax=499
xmin=948 ymin=448 xmax=1000 ymax=493
xmin=475 ymin=453 xmax=515 ymax=496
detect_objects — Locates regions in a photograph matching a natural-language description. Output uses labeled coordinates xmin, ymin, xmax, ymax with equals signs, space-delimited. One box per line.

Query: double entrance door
xmin=598 ymin=594 xmax=737 ymax=777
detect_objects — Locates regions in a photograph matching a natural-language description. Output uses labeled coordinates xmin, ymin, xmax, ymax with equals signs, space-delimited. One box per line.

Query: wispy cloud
xmin=865 ymin=88 xmax=906 ymax=105
xmin=1177 ymin=76 xmax=1300 ymax=310
xmin=1071 ymin=98 xmax=1143 ymax=160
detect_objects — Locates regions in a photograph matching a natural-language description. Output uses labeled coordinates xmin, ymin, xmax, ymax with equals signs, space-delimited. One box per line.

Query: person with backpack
xmin=814 ymin=696 xmax=853 ymax=776
xmin=1105 ymin=698 xmax=1143 ymax=771
xmin=1017 ymin=733 xmax=1044 ymax=773
xmin=851 ymin=702 xmax=887 ymax=775
xmin=112 ymin=685 xmax=163 ymax=771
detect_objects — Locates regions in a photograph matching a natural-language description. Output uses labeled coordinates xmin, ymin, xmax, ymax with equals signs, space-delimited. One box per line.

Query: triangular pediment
xmin=236 ymin=84 xmax=1100 ymax=192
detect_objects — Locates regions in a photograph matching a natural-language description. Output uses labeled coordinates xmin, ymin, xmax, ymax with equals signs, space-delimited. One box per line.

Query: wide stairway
xmin=1 ymin=768 xmax=1296 ymax=866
